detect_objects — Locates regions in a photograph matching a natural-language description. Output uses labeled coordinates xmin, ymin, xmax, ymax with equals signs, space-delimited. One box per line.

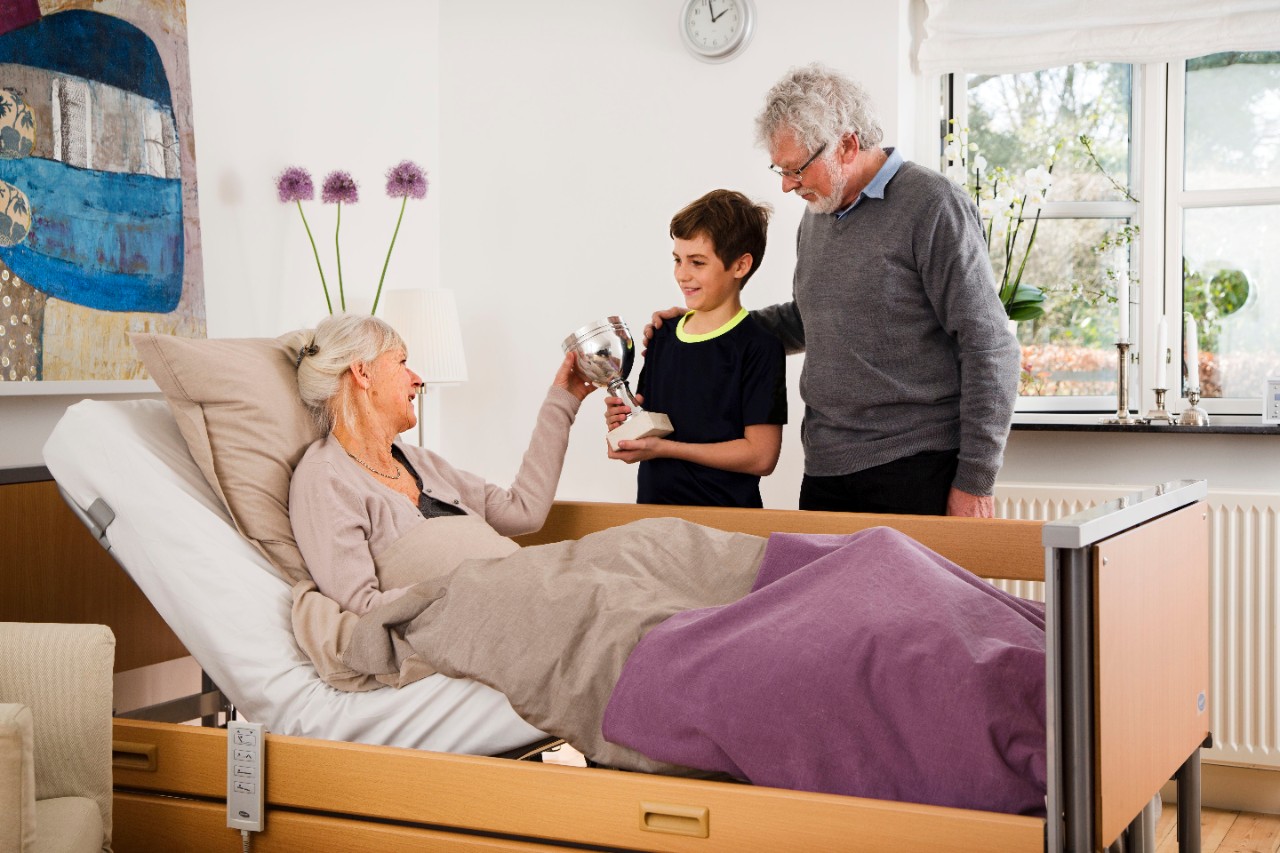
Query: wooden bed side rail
xmin=515 ymin=501 xmax=1046 ymax=582
xmin=114 ymin=791 xmax=567 ymax=852
xmin=112 ymin=719 xmax=1044 ymax=853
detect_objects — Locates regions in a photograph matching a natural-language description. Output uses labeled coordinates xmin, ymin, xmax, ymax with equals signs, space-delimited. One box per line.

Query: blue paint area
xmin=0 ymin=158 xmax=183 ymax=313
xmin=0 ymin=10 xmax=172 ymax=107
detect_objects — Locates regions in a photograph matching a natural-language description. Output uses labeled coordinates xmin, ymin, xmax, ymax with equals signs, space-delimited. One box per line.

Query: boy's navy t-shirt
xmin=635 ymin=310 xmax=787 ymax=508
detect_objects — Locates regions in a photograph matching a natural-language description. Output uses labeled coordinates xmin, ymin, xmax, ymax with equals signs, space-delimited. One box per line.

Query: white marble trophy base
xmin=607 ymin=411 xmax=673 ymax=451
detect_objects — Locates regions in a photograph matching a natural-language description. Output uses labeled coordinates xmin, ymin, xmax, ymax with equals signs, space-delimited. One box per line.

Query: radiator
xmin=994 ymin=483 xmax=1280 ymax=770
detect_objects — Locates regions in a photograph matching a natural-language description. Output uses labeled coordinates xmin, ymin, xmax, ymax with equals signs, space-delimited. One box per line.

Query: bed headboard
xmin=0 ymin=469 xmax=188 ymax=672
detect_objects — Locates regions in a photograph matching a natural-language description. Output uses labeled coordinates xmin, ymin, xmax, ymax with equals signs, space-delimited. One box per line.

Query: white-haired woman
xmin=289 ymin=312 xmax=596 ymax=615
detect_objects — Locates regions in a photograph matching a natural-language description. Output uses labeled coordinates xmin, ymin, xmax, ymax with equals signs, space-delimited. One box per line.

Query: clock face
xmin=681 ymin=0 xmax=754 ymax=62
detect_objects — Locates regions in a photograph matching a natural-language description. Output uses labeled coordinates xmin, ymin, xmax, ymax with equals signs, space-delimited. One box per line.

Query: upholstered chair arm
xmin=0 ymin=623 xmax=115 ymax=852
xmin=0 ymin=702 xmax=38 ymax=853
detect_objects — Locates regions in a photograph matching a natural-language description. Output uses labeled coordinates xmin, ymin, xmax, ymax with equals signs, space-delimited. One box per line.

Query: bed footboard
xmin=1043 ymin=479 xmax=1210 ymax=853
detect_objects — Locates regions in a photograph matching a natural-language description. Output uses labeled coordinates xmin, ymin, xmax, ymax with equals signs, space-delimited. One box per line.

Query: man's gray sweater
xmin=756 ymin=159 xmax=1020 ymax=497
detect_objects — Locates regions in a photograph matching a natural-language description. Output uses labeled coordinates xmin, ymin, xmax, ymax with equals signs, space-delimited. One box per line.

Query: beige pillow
xmin=132 ymin=331 xmax=321 ymax=584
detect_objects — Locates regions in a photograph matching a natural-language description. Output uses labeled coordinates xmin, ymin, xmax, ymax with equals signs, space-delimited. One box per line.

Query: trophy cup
xmin=562 ymin=317 xmax=673 ymax=451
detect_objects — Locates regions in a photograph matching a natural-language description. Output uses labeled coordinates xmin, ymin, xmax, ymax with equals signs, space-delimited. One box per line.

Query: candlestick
xmin=1177 ymin=388 xmax=1210 ymax=426
xmin=1146 ymin=387 xmax=1174 ymax=424
xmin=1100 ymin=342 xmax=1140 ymax=424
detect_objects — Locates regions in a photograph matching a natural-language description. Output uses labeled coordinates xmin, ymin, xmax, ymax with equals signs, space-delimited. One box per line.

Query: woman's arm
xmin=437 ymin=354 xmax=595 ymax=537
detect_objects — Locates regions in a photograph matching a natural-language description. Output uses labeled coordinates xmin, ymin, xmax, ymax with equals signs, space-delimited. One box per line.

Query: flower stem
xmin=1010 ymin=207 xmax=1043 ymax=303
xmin=335 ymin=202 xmax=345 ymax=311
xmin=296 ymin=201 xmax=332 ymax=314
xmin=1080 ymin=134 xmax=1138 ymax=203
xmin=372 ymin=196 xmax=407 ymax=316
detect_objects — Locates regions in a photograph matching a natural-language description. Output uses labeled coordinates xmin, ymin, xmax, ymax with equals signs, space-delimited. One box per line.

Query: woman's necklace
xmin=345 ymin=449 xmax=401 ymax=480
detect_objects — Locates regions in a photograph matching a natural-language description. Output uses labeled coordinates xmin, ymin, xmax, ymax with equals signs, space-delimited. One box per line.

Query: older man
xmin=755 ymin=63 xmax=1019 ymax=517
xmin=641 ymin=64 xmax=1019 ymax=517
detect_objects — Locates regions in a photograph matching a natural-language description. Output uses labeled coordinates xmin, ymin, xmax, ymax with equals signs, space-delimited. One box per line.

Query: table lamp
xmin=379 ymin=287 xmax=468 ymax=446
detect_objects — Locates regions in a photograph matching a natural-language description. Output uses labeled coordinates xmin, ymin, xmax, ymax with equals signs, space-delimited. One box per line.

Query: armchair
xmin=0 ymin=622 xmax=115 ymax=853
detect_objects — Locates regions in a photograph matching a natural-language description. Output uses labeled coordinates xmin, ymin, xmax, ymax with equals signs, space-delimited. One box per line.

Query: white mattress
xmin=43 ymin=398 xmax=544 ymax=755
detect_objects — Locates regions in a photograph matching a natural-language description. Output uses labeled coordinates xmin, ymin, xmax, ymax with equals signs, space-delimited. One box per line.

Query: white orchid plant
xmin=944 ymin=120 xmax=1055 ymax=322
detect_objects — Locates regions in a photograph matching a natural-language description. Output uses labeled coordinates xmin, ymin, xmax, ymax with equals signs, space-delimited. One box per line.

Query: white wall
xmin=4 ymin=0 xmax=1278 ymax=500
xmin=435 ymin=0 xmax=916 ymax=506
xmin=189 ymin=0 xmax=443 ymax=334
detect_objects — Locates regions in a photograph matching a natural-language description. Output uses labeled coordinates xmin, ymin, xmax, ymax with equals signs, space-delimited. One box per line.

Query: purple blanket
xmin=601 ymin=526 xmax=1047 ymax=816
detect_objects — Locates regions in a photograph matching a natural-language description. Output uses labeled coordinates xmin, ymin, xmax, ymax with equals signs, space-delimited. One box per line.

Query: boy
xmin=606 ymin=189 xmax=786 ymax=508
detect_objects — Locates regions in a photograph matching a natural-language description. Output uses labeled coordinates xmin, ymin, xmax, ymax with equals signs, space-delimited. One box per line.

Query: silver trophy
xmin=562 ymin=316 xmax=673 ymax=451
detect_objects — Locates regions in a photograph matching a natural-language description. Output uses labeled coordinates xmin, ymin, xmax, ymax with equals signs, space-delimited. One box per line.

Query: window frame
xmin=943 ymin=67 xmax=1143 ymax=414
xmin=1164 ymin=60 xmax=1280 ymax=417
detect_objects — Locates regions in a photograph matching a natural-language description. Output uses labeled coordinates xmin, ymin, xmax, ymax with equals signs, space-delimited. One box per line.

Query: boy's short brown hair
xmin=670 ymin=189 xmax=772 ymax=289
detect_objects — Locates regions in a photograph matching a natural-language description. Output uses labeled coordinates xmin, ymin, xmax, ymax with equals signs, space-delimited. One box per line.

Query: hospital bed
xmin=43 ymin=396 xmax=1210 ymax=853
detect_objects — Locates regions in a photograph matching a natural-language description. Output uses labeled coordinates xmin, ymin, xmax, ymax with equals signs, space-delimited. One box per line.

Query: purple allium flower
xmin=276 ymin=167 xmax=314 ymax=203
xmin=385 ymin=160 xmax=428 ymax=200
xmin=321 ymin=170 xmax=359 ymax=204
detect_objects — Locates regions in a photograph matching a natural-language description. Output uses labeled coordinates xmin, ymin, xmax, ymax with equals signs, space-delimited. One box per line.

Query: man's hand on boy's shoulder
xmin=643 ymin=306 xmax=684 ymax=355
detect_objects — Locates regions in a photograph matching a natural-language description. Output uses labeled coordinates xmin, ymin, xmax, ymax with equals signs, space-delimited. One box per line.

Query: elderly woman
xmin=289 ymin=311 xmax=596 ymax=615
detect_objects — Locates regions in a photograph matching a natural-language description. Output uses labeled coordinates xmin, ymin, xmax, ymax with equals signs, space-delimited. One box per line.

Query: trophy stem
xmin=609 ymin=379 xmax=646 ymax=419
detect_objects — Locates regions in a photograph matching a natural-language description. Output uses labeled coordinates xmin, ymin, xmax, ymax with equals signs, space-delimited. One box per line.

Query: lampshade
xmin=379 ymin=287 xmax=468 ymax=385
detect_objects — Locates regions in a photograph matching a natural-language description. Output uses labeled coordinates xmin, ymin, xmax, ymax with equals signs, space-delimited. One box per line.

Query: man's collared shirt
xmin=835 ymin=147 xmax=902 ymax=219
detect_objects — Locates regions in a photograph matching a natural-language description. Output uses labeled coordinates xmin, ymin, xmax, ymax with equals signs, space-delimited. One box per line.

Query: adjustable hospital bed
xmin=42 ymin=396 xmax=1210 ymax=853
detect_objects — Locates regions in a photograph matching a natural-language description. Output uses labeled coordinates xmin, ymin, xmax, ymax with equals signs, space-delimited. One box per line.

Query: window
xmin=943 ymin=52 xmax=1280 ymax=416
xmin=1174 ymin=53 xmax=1280 ymax=407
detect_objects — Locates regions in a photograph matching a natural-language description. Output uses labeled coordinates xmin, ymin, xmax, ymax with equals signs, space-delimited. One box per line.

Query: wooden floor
xmin=1157 ymin=807 xmax=1280 ymax=852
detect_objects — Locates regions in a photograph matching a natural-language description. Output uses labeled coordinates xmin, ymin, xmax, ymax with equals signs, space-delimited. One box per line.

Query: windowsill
xmin=1011 ymin=412 xmax=1280 ymax=434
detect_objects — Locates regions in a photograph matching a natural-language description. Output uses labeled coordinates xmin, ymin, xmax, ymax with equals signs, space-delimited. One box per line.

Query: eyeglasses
xmin=769 ymin=143 xmax=828 ymax=181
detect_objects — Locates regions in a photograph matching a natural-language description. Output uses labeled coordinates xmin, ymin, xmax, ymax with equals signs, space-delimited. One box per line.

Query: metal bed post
xmin=201 ymin=671 xmax=223 ymax=727
xmin=1059 ymin=546 xmax=1096 ymax=853
xmin=1175 ymin=748 xmax=1203 ymax=853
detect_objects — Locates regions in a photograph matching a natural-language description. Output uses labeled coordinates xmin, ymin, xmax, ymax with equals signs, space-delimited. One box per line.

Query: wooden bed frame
xmin=102 ymin=483 xmax=1209 ymax=853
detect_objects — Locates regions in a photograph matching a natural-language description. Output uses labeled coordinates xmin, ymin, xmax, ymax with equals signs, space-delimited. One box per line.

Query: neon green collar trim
xmin=676 ymin=307 xmax=750 ymax=343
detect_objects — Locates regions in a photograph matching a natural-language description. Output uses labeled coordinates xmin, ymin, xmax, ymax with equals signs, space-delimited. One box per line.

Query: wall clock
xmin=679 ymin=0 xmax=756 ymax=64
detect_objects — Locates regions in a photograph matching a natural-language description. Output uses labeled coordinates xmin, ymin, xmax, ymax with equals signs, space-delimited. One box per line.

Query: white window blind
xmin=917 ymin=0 xmax=1280 ymax=74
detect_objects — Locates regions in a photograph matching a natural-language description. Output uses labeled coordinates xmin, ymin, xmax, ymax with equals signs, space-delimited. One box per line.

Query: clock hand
xmin=708 ymin=0 xmax=723 ymax=23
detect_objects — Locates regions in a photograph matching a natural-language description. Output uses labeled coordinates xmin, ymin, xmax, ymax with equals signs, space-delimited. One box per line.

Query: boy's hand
xmin=607 ymin=436 xmax=663 ymax=464
xmin=642 ymin=306 xmax=684 ymax=355
xmin=603 ymin=394 xmax=639 ymax=430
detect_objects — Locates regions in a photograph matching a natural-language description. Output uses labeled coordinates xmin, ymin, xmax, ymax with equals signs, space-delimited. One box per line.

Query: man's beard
xmin=803 ymin=167 xmax=850 ymax=215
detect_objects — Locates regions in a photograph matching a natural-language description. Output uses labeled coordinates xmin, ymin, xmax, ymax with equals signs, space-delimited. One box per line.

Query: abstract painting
xmin=0 ymin=0 xmax=204 ymax=383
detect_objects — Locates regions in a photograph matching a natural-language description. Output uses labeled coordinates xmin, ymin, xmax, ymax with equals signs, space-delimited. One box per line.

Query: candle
xmin=1117 ymin=272 xmax=1130 ymax=343
xmin=1155 ymin=315 xmax=1169 ymax=390
xmin=1184 ymin=313 xmax=1200 ymax=392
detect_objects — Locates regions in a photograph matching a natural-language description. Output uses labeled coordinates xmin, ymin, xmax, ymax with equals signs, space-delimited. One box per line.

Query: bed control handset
xmin=227 ymin=721 xmax=265 ymax=834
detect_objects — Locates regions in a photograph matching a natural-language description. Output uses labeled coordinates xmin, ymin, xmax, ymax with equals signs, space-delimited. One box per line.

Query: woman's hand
xmin=555 ymin=351 xmax=598 ymax=402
